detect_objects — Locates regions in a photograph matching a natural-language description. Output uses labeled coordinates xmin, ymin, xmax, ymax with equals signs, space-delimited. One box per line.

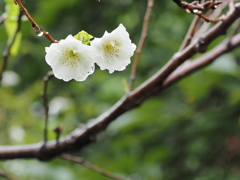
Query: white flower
xmin=91 ymin=24 xmax=136 ymax=73
xmin=45 ymin=35 xmax=97 ymax=81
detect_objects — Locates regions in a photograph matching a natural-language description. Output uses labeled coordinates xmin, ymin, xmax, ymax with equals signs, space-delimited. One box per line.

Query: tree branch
xmin=42 ymin=71 xmax=54 ymax=144
xmin=0 ymin=3 xmax=240 ymax=161
xmin=163 ymin=33 xmax=240 ymax=87
xmin=0 ymin=169 xmax=20 ymax=180
xmin=14 ymin=0 xmax=57 ymax=43
xmin=61 ymin=154 xmax=127 ymax=180
xmin=179 ymin=15 xmax=201 ymax=51
xmin=173 ymin=0 xmax=224 ymax=22
xmin=130 ymin=0 xmax=154 ymax=90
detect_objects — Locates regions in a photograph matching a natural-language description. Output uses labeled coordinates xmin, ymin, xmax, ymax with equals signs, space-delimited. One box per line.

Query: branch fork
xmin=173 ymin=0 xmax=223 ymax=22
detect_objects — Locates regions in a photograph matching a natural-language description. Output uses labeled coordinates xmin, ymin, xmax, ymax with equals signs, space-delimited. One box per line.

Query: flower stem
xmin=14 ymin=0 xmax=57 ymax=43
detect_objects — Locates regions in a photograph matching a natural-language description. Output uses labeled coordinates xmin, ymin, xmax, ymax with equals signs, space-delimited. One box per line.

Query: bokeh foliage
xmin=0 ymin=0 xmax=240 ymax=179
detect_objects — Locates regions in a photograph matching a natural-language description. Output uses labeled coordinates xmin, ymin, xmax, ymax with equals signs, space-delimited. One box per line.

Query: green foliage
xmin=0 ymin=0 xmax=240 ymax=180
xmin=4 ymin=0 xmax=21 ymax=55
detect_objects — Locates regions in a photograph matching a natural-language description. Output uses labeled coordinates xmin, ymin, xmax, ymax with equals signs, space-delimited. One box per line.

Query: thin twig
xmin=173 ymin=0 xmax=223 ymax=22
xmin=229 ymin=0 xmax=235 ymax=13
xmin=0 ymin=169 xmax=20 ymax=180
xmin=61 ymin=154 xmax=128 ymax=180
xmin=42 ymin=71 xmax=54 ymax=144
xmin=130 ymin=0 xmax=154 ymax=90
xmin=179 ymin=15 xmax=201 ymax=51
xmin=0 ymin=10 xmax=22 ymax=83
xmin=193 ymin=0 xmax=230 ymax=42
xmin=54 ymin=126 xmax=62 ymax=146
xmin=14 ymin=0 xmax=57 ymax=43
xmin=195 ymin=12 xmax=224 ymax=22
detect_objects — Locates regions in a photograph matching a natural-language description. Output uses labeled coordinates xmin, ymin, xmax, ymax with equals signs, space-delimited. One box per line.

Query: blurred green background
xmin=1 ymin=0 xmax=240 ymax=179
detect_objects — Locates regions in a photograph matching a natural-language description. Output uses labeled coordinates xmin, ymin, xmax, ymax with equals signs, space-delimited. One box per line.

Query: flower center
xmin=69 ymin=50 xmax=77 ymax=58
xmin=62 ymin=48 xmax=81 ymax=67
xmin=103 ymin=40 xmax=121 ymax=58
xmin=106 ymin=43 xmax=114 ymax=51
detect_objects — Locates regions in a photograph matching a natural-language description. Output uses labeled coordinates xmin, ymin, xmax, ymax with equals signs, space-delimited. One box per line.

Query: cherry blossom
xmin=45 ymin=35 xmax=97 ymax=81
xmin=91 ymin=24 xmax=136 ymax=73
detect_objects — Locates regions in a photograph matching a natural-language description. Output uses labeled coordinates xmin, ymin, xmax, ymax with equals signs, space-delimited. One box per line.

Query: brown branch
xmin=54 ymin=126 xmax=62 ymax=146
xmin=0 ymin=169 xmax=20 ymax=180
xmin=0 ymin=3 xmax=240 ymax=161
xmin=179 ymin=15 xmax=201 ymax=51
xmin=130 ymin=0 xmax=154 ymax=90
xmin=14 ymin=0 xmax=57 ymax=43
xmin=61 ymin=154 xmax=128 ymax=180
xmin=42 ymin=71 xmax=54 ymax=144
xmin=195 ymin=11 xmax=224 ymax=22
xmin=179 ymin=0 xmax=230 ymax=51
xmin=173 ymin=0 xmax=223 ymax=22
xmin=0 ymin=10 xmax=22 ymax=83
xmin=193 ymin=0 xmax=230 ymax=41
xmin=163 ymin=33 xmax=240 ymax=87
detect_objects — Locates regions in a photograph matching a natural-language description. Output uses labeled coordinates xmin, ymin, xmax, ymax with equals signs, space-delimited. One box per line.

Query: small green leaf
xmin=74 ymin=31 xmax=93 ymax=45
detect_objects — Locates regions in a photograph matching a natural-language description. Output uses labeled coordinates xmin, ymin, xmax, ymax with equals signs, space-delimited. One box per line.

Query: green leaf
xmin=4 ymin=0 xmax=21 ymax=56
xmin=74 ymin=30 xmax=93 ymax=45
